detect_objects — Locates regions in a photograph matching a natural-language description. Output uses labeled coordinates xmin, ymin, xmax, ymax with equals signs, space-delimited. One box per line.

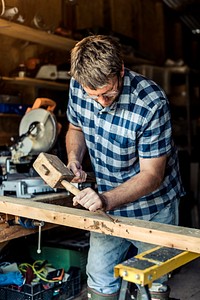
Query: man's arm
xmin=102 ymin=155 xmax=167 ymax=210
xmin=72 ymin=155 xmax=167 ymax=211
xmin=66 ymin=123 xmax=87 ymax=182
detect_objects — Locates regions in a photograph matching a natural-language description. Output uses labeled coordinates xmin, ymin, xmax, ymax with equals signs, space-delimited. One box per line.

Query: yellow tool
xmin=114 ymin=246 xmax=200 ymax=299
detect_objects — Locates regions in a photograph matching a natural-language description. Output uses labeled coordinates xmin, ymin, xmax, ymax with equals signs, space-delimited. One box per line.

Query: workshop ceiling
xmin=163 ymin=0 xmax=200 ymax=34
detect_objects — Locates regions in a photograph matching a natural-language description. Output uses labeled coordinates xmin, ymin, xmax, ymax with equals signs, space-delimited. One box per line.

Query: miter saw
xmin=10 ymin=98 xmax=59 ymax=164
xmin=0 ymin=98 xmax=61 ymax=198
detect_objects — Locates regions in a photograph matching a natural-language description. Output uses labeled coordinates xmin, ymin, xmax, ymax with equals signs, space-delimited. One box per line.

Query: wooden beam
xmin=0 ymin=19 xmax=76 ymax=51
xmin=0 ymin=196 xmax=200 ymax=253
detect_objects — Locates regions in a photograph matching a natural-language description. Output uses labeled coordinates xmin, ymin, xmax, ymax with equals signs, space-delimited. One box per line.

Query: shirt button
xmin=96 ymin=158 xmax=100 ymax=162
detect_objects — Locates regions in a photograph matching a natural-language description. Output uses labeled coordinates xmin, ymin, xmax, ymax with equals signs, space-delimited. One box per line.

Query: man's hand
xmin=73 ymin=187 xmax=104 ymax=212
xmin=67 ymin=160 xmax=87 ymax=183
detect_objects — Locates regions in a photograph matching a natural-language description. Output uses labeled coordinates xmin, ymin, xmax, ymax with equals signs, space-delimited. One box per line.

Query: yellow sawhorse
xmin=114 ymin=246 xmax=200 ymax=300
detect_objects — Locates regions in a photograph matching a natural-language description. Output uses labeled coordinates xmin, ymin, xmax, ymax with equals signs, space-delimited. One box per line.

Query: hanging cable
xmin=0 ymin=0 xmax=5 ymax=16
xmin=19 ymin=261 xmax=61 ymax=283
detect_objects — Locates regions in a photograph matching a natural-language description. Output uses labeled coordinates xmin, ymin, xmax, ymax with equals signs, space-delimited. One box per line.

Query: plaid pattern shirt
xmin=67 ymin=68 xmax=185 ymax=219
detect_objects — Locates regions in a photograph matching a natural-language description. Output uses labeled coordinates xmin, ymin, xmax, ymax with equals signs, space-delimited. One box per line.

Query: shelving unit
xmin=0 ymin=19 xmax=76 ymax=51
xmin=1 ymin=76 xmax=68 ymax=91
xmin=0 ymin=20 xmax=73 ymax=146
xmin=133 ymin=64 xmax=200 ymax=157
xmin=133 ymin=64 xmax=200 ymax=228
xmin=0 ymin=17 xmax=74 ymax=243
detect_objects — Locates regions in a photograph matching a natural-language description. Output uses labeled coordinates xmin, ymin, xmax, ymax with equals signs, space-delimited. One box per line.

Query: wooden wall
xmin=65 ymin=0 xmax=184 ymax=65
xmin=0 ymin=0 xmax=62 ymax=75
xmin=0 ymin=0 xmax=196 ymax=147
xmin=0 ymin=0 xmax=191 ymax=75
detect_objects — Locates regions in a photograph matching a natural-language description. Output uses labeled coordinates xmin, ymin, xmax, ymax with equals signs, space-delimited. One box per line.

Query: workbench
xmin=0 ymin=192 xmax=70 ymax=243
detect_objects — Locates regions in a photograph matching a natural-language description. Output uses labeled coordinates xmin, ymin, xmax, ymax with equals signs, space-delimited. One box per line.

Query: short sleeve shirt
xmin=67 ymin=68 xmax=185 ymax=219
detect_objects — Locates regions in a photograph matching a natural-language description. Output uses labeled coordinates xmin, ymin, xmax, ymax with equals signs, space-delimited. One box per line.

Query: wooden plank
xmin=0 ymin=196 xmax=200 ymax=253
xmin=29 ymin=192 xmax=70 ymax=202
xmin=0 ymin=19 xmax=76 ymax=51
xmin=2 ymin=77 xmax=69 ymax=91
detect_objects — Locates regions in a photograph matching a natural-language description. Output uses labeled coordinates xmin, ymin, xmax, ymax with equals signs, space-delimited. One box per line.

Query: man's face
xmin=83 ymin=76 xmax=121 ymax=108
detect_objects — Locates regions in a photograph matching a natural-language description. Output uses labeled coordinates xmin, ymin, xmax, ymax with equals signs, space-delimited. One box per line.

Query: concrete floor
xmin=167 ymin=256 xmax=200 ymax=300
xmin=74 ymin=256 xmax=200 ymax=300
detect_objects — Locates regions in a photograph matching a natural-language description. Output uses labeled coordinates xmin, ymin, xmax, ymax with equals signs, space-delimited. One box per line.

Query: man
xmin=66 ymin=35 xmax=185 ymax=300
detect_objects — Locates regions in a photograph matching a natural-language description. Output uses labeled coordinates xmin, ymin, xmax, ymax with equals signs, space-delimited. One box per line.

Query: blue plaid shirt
xmin=67 ymin=68 xmax=185 ymax=219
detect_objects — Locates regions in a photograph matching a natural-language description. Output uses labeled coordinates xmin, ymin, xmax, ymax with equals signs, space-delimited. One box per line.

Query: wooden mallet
xmin=33 ymin=152 xmax=115 ymax=222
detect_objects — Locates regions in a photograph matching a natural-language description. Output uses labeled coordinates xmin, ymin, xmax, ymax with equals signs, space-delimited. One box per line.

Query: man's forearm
xmin=72 ymin=170 xmax=164 ymax=212
xmin=102 ymin=170 xmax=163 ymax=211
xmin=66 ymin=124 xmax=87 ymax=163
xmin=102 ymin=155 xmax=167 ymax=211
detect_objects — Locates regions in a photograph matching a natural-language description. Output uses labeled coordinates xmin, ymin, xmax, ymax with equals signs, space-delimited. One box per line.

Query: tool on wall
xmin=35 ymin=64 xmax=70 ymax=81
xmin=33 ymin=152 xmax=116 ymax=223
xmin=10 ymin=97 xmax=60 ymax=164
xmin=0 ymin=1 xmax=24 ymax=23
xmin=0 ymin=98 xmax=61 ymax=198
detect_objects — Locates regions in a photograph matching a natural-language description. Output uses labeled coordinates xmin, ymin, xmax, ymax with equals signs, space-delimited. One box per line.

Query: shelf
xmin=1 ymin=76 xmax=69 ymax=91
xmin=0 ymin=113 xmax=22 ymax=117
xmin=0 ymin=18 xmax=77 ymax=51
xmin=135 ymin=64 xmax=189 ymax=74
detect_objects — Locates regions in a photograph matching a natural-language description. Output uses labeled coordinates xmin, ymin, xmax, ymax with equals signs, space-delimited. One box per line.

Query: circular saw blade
xmin=19 ymin=108 xmax=58 ymax=155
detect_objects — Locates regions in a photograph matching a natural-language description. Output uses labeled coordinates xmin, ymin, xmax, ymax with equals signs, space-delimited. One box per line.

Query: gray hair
xmin=70 ymin=35 xmax=123 ymax=89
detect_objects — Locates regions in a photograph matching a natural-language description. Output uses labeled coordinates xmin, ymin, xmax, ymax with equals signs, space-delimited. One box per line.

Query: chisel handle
xmin=61 ymin=180 xmax=80 ymax=195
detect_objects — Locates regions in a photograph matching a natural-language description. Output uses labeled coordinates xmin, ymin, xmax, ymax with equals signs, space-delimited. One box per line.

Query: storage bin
xmin=0 ymin=283 xmax=53 ymax=300
xmin=29 ymin=245 xmax=88 ymax=281
xmin=0 ymin=266 xmax=81 ymax=300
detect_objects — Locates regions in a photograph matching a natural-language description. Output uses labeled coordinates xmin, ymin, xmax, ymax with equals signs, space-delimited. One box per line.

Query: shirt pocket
xmin=106 ymin=132 xmax=137 ymax=172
